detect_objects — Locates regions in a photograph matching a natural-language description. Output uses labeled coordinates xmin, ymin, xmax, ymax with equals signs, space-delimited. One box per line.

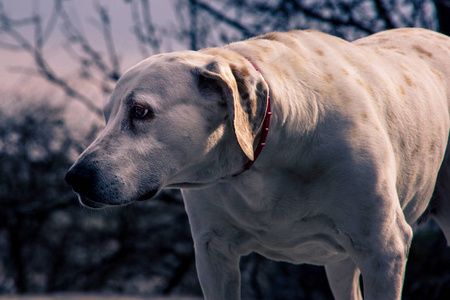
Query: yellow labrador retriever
xmin=66 ymin=28 xmax=450 ymax=300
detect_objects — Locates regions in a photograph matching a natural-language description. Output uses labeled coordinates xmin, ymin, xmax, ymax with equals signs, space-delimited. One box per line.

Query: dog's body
xmin=66 ymin=28 xmax=450 ymax=299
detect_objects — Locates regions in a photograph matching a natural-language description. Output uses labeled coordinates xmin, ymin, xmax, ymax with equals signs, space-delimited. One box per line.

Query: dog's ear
xmin=197 ymin=58 xmax=269 ymax=161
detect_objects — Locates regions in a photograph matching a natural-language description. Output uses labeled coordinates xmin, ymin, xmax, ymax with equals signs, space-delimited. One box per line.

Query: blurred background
xmin=0 ymin=0 xmax=450 ymax=299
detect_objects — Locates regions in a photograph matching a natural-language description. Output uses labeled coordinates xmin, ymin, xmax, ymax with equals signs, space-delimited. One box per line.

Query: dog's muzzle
xmin=65 ymin=165 xmax=109 ymax=209
xmin=65 ymin=164 xmax=159 ymax=209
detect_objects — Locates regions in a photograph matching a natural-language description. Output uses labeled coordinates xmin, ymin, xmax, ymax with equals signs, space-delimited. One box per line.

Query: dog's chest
xmin=216 ymin=175 xmax=349 ymax=264
xmin=245 ymin=214 xmax=348 ymax=264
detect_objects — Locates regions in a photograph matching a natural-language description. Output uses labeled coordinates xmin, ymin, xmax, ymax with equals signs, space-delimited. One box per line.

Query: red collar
xmin=233 ymin=60 xmax=272 ymax=176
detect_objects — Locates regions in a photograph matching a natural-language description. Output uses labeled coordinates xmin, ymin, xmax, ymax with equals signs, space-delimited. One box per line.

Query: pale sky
xmin=0 ymin=0 xmax=179 ymax=100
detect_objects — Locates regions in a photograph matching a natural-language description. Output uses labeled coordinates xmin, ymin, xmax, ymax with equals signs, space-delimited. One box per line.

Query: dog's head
xmin=65 ymin=50 xmax=269 ymax=208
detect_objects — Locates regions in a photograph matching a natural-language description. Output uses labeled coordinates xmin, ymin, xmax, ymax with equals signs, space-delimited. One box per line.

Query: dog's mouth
xmin=165 ymin=180 xmax=221 ymax=189
xmin=76 ymin=188 xmax=159 ymax=209
xmin=77 ymin=194 xmax=116 ymax=209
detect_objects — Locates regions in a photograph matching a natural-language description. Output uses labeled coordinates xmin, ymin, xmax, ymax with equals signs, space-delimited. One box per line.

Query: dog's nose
xmin=65 ymin=165 xmax=94 ymax=195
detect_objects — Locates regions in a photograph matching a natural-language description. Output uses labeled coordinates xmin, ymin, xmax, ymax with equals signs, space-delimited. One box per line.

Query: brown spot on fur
xmin=399 ymin=64 xmax=409 ymax=72
xmin=260 ymin=45 xmax=272 ymax=54
xmin=355 ymin=79 xmax=375 ymax=97
xmin=386 ymin=107 xmax=395 ymax=122
xmin=273 ymin=69 xmax=282 ymax=81
xmin=430 ymin=68 xmax=443 ymax=82
xmin=316 ymin=49 xmax=325 ymax=56
xmin=260 ymin=32 xmax=280 ymax=41
xmin=375 ymin=49 xmax=385 ymax=56
xmin=361 ymin=112 xmax=369 ymax=122
xmin=403 ymin=74 xmax=415 ymax=87
xmin=231 ymin=64 xmax=250 ymax=78
xmin=366 ymin=84 xmax=375 ymax=98
xmin=399 ymin=137 xmax=406 ymax=150
xmin=341 ymin=68 xmax=350 ymax=76
xmin=411 ymin=146 xmax=420 ymax=158
xmin=344 ymin=55 xmax=354 ymax=65
xmin=323 ymin=73 xmax=334 ymax=83
xmin=412 ymin=45 xmax=433 ymax=57
xmin=397 ymin=85 xmax=408 ymax=105
xmin=429 ymin=141 xmax=436 ymax=153
xmin=167 ymin=56 xmax=179 ymax=62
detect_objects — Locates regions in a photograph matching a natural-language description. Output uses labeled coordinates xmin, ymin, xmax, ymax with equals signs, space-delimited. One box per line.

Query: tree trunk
xmin=436 ymin=0 xmax=450 ymax=36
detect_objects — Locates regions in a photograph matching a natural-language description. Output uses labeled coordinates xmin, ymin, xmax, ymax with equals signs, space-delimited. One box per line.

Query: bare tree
xmin=175 ymin=0 xmax=439 ymax=50
xmin=0 ymin=0 xmax=104 ymax=117
xmin=435 ymin=0 xmax=450 ymax=35
xmin=128 ymin=0 xmax=163 ymax=57
xmin=0 ymin=0 xmax=169 ymax=118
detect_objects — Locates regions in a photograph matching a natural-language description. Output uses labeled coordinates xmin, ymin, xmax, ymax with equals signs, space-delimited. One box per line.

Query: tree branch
xmin=94 ymin=1 xmax=121 ymax=80
xmin=195 ymin=0 xmax=258 ymax=38
xmin=373 ymin=0 xmax=397 ymax=29
xmin=0 ymin=1 xmax=103 ymax=117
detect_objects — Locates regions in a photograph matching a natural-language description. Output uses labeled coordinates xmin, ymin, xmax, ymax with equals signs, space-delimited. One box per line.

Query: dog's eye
xmin=131 ymin=104 xmax=149 ymax=119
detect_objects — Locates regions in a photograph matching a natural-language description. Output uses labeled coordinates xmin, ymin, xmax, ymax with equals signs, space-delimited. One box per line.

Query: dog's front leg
xmin=183 ymin=190 xmax=245 ymax=299
xmin=325 ymin=257 xmax=362 ymax=300
xmin=350 ymin=208 xmax=413 ymax=300
xmin=193 ymin=231 xmax=241 ymax=300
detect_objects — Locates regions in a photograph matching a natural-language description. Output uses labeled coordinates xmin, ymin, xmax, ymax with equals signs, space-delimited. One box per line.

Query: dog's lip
xmin=165 ymin=181 xmax=218 ymax=189
xmin=76 ymin=191 xmax=156 ymax=208
xmin=77 ymin=194 xmax=115 ymax=209
xmin=136 ymin=189 xmax=159 ymax=201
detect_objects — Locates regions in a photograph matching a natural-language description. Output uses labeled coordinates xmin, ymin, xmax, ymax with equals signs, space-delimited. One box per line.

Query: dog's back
xmin=356 ymin=29 xmax=450 ymax=241
xmin=356 ymin=29 xmax=450 ymax=244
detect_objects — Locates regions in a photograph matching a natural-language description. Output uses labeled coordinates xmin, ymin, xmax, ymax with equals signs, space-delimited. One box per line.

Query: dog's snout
xmin=65 ymin=164 xmax=95 ymax=195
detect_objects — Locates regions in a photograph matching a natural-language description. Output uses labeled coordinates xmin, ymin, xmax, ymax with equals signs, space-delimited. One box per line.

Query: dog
xmin=66 ymin=28 xmax=450 ymax=299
